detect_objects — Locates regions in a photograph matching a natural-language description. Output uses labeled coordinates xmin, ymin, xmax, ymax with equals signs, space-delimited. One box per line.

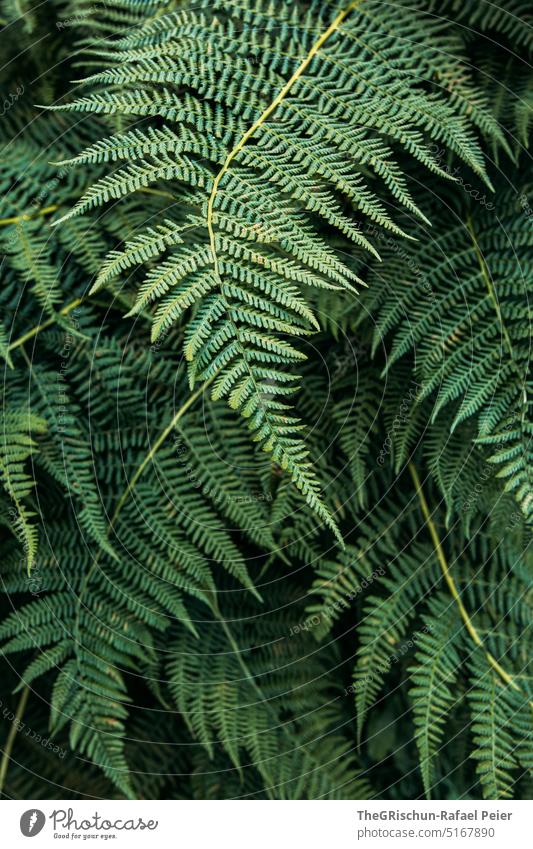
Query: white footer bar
xmin=3 ymin=800 xmax=531 ymax=847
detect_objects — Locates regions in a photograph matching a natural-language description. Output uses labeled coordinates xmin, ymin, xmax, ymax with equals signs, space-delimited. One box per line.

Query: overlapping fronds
xmin=49 ymin=0 xmax=504 ymax=534
xmin=366 ymin=186 xmax=533 ymax=524
xmin=0 ymin=0 xmax=531 ymax=804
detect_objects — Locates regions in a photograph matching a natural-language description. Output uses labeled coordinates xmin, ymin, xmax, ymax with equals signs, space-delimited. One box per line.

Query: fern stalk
xmin=0 ymin=685 xmax=30 ymax=795
xmin=111 ymin=374 xmax=216 ymax=522
xmin=72 ymin=371 xmax=219 ymax=658
xmin=8 ymin=298 xmax=84 ymax=353
xmin=0 ymin=206 xmax=59 ymax=227
xmin=409 ymin=462 xmax=529 ymax=703
xmin=206 ymin=0 xmax=363 ymax=248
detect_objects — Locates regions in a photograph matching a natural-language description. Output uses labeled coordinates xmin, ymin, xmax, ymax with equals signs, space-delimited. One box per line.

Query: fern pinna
xmin=0 ymin=0 xmax=531 ymax=801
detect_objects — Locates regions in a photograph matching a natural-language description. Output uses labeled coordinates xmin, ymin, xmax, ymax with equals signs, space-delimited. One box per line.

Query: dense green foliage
xmin=0 ymin=0 xmax=532 ymax=800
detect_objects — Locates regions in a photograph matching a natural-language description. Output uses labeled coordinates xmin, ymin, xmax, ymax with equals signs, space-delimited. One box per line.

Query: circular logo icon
xmin=20 ymin=810 xmax=46 ymax=837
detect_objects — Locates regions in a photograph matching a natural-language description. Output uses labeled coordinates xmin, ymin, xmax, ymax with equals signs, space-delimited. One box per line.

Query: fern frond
xmin=0 ymin=408 xmax=47 ymax=573
xmin=409 ymin=595 xmax=462 ymax=798
xmin=52 ymin=0 xmax=496 ymax=534
xmin=368 ymin=187 xmax=533 ymax=523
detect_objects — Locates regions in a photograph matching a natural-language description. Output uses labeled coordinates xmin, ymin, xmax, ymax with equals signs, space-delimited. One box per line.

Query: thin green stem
xmin=206 ymin=1 xmax=362 ymax=268
xmin=111 ymin=375 xmax=215 ymax=523
xmin=0 ymin=205 xmax=58 ymax=227
xmin=8 ymin=298 xmax=83 ymax=352
xmin=466 ymin=214 xmax=531 ymax=500
xmin=9 ymin=289 xmax=152 ymax=354
xmin=467 ymin=214 xmax=515 ymax=364
xmin=73 ymin=375 xmax=215 ymax=659
xmin=0 ymin=685 xmax=30 ymax=795
xmin=409 ymin=463 xmax=530 ymax=702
